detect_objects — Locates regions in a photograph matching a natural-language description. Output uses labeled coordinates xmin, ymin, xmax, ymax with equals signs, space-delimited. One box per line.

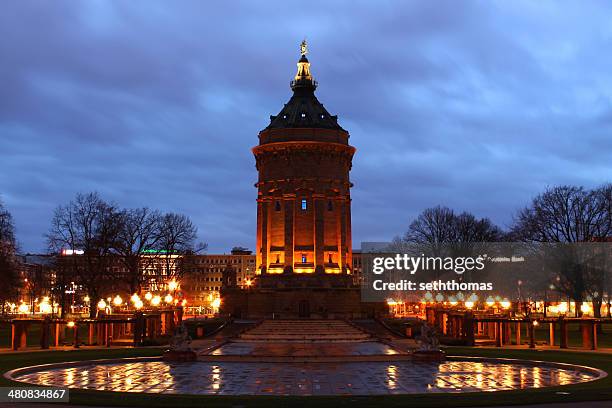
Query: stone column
xmin=335 ymin=197 xmax=343 ymax=271
xmin=463 ymin=312 xmax=475 ymax=346
xmin=503 ymin=322 xmax=511 ymax=344
xmin=495 ymin=322 xmax=502 ymax=347
xmin=11 ymin=321 xmax=28 ymax=350
xmin=339 ymin=199 xmax=348 ymax=271
xmin=549 ymin=322 xmax=555 ymax=346
xmin=133 ymin=312 xmax=144 ymax=347
xmin=73 ymin=324 xmax=79 ymax=348
xmin=345 ymin=195 xmax=353 ymax=273
xmin=40 ymin=317 xmax=50 ymax=349
xmin=284 ymin=196 xmax=294 ymax=270
xmin=88 ymin=322 xmax=95 ymax=345
xmin=313 ymin=195 xmax=325 ymax=273
xmin=581 ymin=320 xmax=597 ymax=350
xmin=256 ymin=199 xmax=265 ymax=273
xmin=559 ymin=317 xmax=568 ymax=349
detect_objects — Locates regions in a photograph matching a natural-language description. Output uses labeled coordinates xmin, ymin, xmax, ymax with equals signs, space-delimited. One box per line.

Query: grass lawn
xmin=0 ymin=347 xmax=611 ymax=407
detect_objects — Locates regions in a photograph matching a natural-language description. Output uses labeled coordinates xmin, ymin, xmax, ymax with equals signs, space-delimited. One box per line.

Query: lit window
xmin=301 ymin=254 xmax=307 ymax=263
xmin=301 ymin=199 xmax=307 ymax=210
xmin=301 ymin=113 xmax=306 ymax=118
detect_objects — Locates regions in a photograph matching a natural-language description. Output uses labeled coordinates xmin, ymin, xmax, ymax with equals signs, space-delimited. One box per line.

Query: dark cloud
xmin=1 ymin=1 xmax=611 ymax=253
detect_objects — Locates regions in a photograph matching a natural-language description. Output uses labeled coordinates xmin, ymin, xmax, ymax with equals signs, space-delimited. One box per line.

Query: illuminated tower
xmin=253 ymin=41 xmax=355 ymax=275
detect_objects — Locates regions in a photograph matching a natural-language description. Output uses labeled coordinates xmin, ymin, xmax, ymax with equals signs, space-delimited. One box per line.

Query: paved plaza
xmin=14 ymin=359 xmax=600 ymax=396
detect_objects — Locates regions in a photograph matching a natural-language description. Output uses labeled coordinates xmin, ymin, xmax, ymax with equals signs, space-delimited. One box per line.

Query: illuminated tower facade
xmin=254 ymin=41 xmax=355 ymax=276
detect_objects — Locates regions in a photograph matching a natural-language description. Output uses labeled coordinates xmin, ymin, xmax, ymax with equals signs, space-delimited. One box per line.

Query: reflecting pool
xmin=13 ymin=359 xmax=602 ymax=396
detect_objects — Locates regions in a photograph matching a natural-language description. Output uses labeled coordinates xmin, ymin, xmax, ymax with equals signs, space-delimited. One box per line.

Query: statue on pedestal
xmin=413 ymin=322 xmax=445 ymax=362
xmin=163 ymin=323 xmax=197 ymax=362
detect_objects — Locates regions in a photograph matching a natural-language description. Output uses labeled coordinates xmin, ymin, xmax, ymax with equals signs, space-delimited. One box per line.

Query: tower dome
xmin=265 ymin=40 xmax=345 ymax=132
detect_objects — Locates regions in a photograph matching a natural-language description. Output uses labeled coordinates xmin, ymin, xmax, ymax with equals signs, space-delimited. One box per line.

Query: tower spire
xmin=291 ymin=40 xmax=316 ymax=92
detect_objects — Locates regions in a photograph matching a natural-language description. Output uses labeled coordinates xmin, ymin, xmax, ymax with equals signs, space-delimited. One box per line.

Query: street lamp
xmin=113 ymin=295 xmax=123 ymax=307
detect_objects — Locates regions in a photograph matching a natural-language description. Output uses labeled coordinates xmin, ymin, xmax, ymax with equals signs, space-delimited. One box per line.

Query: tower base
xmin=221 ymin=282 xmax=385 ymax=319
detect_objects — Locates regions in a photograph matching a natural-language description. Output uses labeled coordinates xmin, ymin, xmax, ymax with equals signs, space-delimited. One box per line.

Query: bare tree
xmin=403 ymin=206 xmax=457 ymax=254
xmin=115 ymin=208 xmax=162 ymax=294
xmin=511 ymin=185 xmax=612 ymax=317
xmin=0 ymin=198 xmax=19 ymax=314
xmin=404 ymin=206 xmax=503 ymax=249
xmin=156 ymin=213 xmax=201 ymax=282
xmin=47 ymin=192 xmax=122 ymax=317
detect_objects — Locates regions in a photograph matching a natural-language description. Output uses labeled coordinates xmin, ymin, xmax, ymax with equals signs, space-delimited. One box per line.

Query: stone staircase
xmin=238 ymin=319 xmax=372 ymax=342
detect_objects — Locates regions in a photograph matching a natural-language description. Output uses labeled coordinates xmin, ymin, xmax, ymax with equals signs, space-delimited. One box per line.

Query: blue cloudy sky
xmin=1 ymin=1 xmax=611 ymax=253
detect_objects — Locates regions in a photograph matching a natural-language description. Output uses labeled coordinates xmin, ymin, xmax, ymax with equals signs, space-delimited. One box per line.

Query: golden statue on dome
xmin=300 ymin=39 xmax=308 ymax=56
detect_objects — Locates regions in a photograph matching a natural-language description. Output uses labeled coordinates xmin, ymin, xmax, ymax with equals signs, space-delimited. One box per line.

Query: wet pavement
xmin=209 ymin=341 xmax=400 ymax=357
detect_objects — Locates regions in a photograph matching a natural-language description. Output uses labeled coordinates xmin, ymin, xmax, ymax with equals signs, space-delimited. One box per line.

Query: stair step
xmin=238 ymin=319 xmax=372 ymax=343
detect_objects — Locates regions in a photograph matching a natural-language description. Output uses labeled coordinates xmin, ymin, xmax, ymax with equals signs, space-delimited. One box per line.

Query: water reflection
xmin=16 ymin=360 xmax=599 ymax=396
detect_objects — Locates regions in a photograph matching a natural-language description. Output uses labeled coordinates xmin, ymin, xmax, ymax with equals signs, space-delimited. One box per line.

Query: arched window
xmin=275 ymin=201 xmax=281 ymax=211
xmin=301 ymin=199 xmax=307 ymax=210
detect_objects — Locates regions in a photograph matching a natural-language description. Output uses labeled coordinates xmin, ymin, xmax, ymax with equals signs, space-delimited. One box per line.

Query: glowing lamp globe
xmin=18 ymin=303 xmax=29 ymax=314
xmin=580 ymin=303 xmax=592 ymax=315
xmin=39 ymin=300 xmax=52 ymax=314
